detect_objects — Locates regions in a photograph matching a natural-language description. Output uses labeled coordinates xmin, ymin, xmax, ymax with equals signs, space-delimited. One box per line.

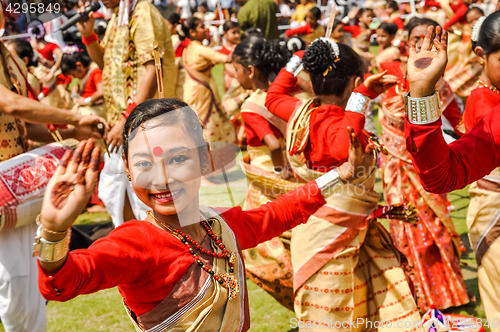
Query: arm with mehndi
xmin=405 ymin=25 xmax=500 ymax=193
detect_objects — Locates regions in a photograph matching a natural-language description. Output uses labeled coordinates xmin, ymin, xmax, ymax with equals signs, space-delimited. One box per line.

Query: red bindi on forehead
xmin=153 ymin=146 xmax=163 ymax=157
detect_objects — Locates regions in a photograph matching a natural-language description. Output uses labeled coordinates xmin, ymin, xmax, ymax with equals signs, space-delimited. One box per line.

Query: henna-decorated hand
xmin=364 ymin=70 xmax=399 ymax=96
xmin=338 ymin=127 xmax=376 ymax=182
xmin=40 ymin=139 xmax=101 ymax=234
xmin=408 ymin=25 xmax=448 ymax=98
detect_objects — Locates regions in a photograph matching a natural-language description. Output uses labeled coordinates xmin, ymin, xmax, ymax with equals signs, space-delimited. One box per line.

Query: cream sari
xmin=125 ymin=206 xmax=249 ymax=332
xmin=287 ymin=99 xmax=421 ymax=331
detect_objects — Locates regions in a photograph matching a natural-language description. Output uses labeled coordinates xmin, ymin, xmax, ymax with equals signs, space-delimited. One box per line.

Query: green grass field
xmin=0 ymin=61 xmax=485 ymax=332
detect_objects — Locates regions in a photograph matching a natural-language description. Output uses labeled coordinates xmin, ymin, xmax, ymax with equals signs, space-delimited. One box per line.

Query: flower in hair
xmin=472 ymin=16 xmax=486 ymax=42
xmin=176 ymin=23 xmax=185 ymax=37
xmin=63 ymin=45 xmax=80 ymax=55
xmin=311 ymin=37 xmax=340 ymax=75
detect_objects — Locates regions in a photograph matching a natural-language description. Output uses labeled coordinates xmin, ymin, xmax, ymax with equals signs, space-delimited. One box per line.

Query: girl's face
xmin=69 ymin=62 xmax=87 ymax=79
xmin=190 ymin=21 xmax=207 ymax=41
xmin=360 ymin=11 xmax=374 ymax=26
xmin=466 ymin=9 xmax=483 ymax=26
xmin=305 ymin=12 xmax=318 ymax=28
xmin=483 ymin=50 xmax=500 ymax=89
xmin=408 ymin=24 xmax=430 ymax=50
xmin=224 ymin=27 xmax=241 ymax=45
xmin=385 ymin=4 xmax=394 ymax=15
xmin=376 ymin=29 xmax=394 ymax=49
xmin=233 ymin=60 xmax=253 ymax=90
xmin=125 ymin=120 xmax=203 ymax=216
xmin=331 ymin=24 xmax=344 ymax=42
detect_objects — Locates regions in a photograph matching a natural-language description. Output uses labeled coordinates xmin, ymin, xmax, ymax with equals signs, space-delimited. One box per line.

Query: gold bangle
xmin=35 ymin=214 xmax=68 ymax=235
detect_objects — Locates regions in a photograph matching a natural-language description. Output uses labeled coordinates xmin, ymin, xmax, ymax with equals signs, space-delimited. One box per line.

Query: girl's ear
xmin=247 ymin=65 xmax=255 ymax=79
xmin=474 ymin=46 xmax=486 ymax=65
xmin=22 ymin=56 xmax=29 ymax=66
xmin=354 ymin=76 xmax=362 ymax=89
xmin=122 ymin=154 xmax=130 ymax=174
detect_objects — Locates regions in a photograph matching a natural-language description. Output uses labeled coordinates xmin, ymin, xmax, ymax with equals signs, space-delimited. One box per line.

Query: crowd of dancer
xmin=1 ymin=0 xmax=500 ymax=331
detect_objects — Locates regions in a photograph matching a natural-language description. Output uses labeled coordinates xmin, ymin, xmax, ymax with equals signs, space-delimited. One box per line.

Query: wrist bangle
xmin=50 ymin=66 xmax=57 ymax=74
xmin=71 ymin=92 xmax=79 ymax=99
xmin=345 ymin=92 xmax=370 ymax=116
xmin=33 ymin=227 xmax=71 ymax=263
xmin=82 ymin=32 xmax=98 ymax=46
xmin=405 ymin=91 xmax=442 ymax=124
xmin=273 ymin=168 xmax=282 ymax=175
xmin=36 ymin=214 xmax=68 ymax=235
xmin=285 ymin=55 xmax=303 ymax=77
xmin=315 ymin=168 xmax=344 ymax=198
xmin=85 ymin=97 xmax=92 ymax=105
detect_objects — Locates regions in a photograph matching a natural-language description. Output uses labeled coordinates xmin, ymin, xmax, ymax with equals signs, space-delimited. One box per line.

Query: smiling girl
xmin=36 ymin=98 xmax=375 ymax=331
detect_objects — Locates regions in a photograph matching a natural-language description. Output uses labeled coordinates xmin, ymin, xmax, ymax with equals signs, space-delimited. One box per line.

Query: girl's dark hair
xmin=60 ymin=51 xmax=92 ymax=76
xmin=303 ymin=40 xmax=364 ymax=96
xmin=405 ymin=17 xmax=439 ymax=37
xmin=378 ymin=22 xmax=398 ymax=35
xmin=233 ymin=36 xmax=290 ymax=78
xmin=356 ymin=8 xmax=374 ymax=21
xmin=241 ymin=27 xmax=263 ymax=41
xmin=8 ymin=39 xmax=38 ymax=67
xmin=167 ymin=12 xmax=181 ymax=25
xmin=223 ymin=20 xmax=240 ymax=33
xmin=464 ymin=6 xmax=484 ymax=23
xmin=387 ymin=0 xmax=399 ymax=12
xmin=180 ymin=16 xmax=202 ymax=41
xmin=476 ymin=11 xmax=500 ymax=55
xmin=309 ymin=7 xmax=322 ymax=21
xmin=332 ymin=18 xmax=342 ymax=31
xmin=123 ymin=99 xmax=209 ymax=165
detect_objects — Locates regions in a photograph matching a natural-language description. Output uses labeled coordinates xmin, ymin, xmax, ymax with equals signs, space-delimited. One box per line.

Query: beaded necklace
xmin=477 ymin=79 xmax=500 ymax=95
xmin=146 ymin=210 xmax=240 ymax=300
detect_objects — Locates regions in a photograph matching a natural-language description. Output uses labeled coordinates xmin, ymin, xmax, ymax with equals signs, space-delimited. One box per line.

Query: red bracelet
xmin=82 ymin=33 xmax=98 ymax=46
xmin=122 ymin=102 xmax=137 ymax=119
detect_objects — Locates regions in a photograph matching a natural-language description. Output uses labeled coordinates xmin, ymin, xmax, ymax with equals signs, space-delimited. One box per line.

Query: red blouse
xmin=241 ymin=112 xmax=282 ymax=147
xmin=285 ymin=23 xmax=312 ymax=37
xmin=464 ymin=87 xmax=500 ymax=132
xmin=81 ymin=68 xmax=103 ymax=98
xmin=391 ymin=16 xmax=404 ymax=30
xmin=265 ymin=67 xmax=376 ymax=170
xmin=218 ymin=46 xmax=232 ymax=55
xmin=405 ymin=106 xmax=500 ymax=194
xmin=38 ymin=42 xmax=59 ymax=61
xmin=38 ymin=182 xmax=325 ymax=316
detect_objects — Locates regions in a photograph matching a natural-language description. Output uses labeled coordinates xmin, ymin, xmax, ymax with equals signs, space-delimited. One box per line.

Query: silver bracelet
xmin=315 ymin=168 xmax=344 ymax=198
xmin=33 ymin=227 xmax=71 ymax=263
xmin=284 ymin=55 xmax=303 ymax=77
xmin=405 ymin=92 xmax=442 ymax=124
xmin=345 ymin=92 xmax=370 ymax=116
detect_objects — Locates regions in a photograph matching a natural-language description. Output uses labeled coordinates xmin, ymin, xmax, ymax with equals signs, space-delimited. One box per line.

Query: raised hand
xmin=76 ymin=8 xmax=95 ymax=37
xmin=364 ymin=70 xmax=399 ymax=95
xmin=338 ymin=127 xmax=376 ymax=183
xmin=40 ymin=139 xmax=101 ymax=235
xmin=408 ymin=25 xmax=448 ymax=98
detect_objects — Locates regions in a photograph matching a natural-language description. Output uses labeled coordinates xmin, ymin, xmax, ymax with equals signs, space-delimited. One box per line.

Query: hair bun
xmin=303 ymin=38 xmax=338 ymax=74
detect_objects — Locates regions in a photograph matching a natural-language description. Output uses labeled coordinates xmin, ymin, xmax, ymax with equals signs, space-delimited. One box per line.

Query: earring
xmin=479 ymin=58 xmax=485 ymax=65
xmin=126 ymin=173 xmax=131 ymax=181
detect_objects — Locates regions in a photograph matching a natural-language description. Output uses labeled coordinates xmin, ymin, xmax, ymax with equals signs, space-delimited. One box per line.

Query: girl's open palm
xmin=408 ymin=25 xmax=448 ymax=97
xmin=40 ymin=139 xmax=101 ymax=232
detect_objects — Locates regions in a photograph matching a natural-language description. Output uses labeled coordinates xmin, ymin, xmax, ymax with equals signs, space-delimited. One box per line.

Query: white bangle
xmin=50 ymin=66 xmax=57 ymax=74
xmin=345 ymin=92 xmax=370 ymax=116
xmin=71 ymin=92 xmax=79 ymax=99
xmin=85 ymin=97 xmax=92 ymax=105
xmin=405 ymin=92 xmax=442 ymax=124
xmin=284 ymin=55 xmax=303 ymax=77
xmin=315 ymin=168 xmax=344 ymax=198
xmin=33 ymin=227 xmax=71 ymax=263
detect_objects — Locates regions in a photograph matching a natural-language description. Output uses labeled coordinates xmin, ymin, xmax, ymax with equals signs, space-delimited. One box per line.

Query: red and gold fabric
xmin=379 ymin=88 xmax=469 ymax=312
